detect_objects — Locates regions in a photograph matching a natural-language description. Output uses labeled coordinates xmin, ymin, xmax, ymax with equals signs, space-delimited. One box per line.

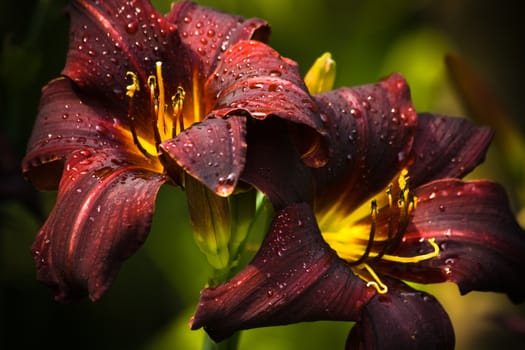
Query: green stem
xmin=202 ymin=331 xmax=240 ymax=350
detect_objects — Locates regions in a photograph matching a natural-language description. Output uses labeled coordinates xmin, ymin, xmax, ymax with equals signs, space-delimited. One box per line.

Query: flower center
xmin=318 ymin=169 xmax=439 ymax=294
xmin=125 ymin=61 xmax=203 ymax=164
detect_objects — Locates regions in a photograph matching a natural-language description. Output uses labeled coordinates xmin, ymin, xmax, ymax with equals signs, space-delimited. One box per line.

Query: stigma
xmin=320 ymin=169 xmax=440 ymax=294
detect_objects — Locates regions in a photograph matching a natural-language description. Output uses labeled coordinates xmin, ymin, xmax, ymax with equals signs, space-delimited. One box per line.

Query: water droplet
xmin=79 ymin=149 xmax=92 ymax=157
xmin=249 ymin=82 xmax=264 ymax=89
xmin=216 ymin=173 xmax=237 ymax=196
xmin=197 ymin=47 xmax=206 ymax=55
xmin=350 ymin=108 xmax=361 ymax=118
xmin=439 ymin=205 xmax=446 ymax=212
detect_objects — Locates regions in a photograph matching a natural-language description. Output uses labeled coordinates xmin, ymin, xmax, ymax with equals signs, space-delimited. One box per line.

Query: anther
xmin=126 ymin=71 xmax=140 ymax=98
xmin=172 ymin=86 xmax=186 ymax=135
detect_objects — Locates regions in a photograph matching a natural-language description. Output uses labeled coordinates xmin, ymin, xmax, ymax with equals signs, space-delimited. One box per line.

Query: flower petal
xmin=207 ymin=40 xmax=328 ymax=167
xmin=167 ymin=0 xmax=270 ymax=76
xmin=32 ymin=149 xmax=166 ymax=302
xmin=63 ymin=0 xmax=181 ymax=100
xmin=408 ymin=113 xmax=493 ymax=188
xmin=378 ymin=179 xmax=525 ymax=303
xmin=191 ymin=203 xmax=375 ymax=342
xmin=313 ymin=73 xmax=417 ymax=215
xmin=347 ymin=279 xmax=454 ymax=350
xmin=160 ymin=116 xmax=246 ymax=196
xmin=241 ymin=118 xmax=313 ymax=209
xmin=22 ymin=78 xmax=152 ymax=190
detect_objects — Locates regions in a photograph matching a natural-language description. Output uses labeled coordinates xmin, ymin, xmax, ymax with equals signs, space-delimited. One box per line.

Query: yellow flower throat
xmin=125 ymin=61 xmax=202 ymax=163
xmin=319 ymin=169 xmax=439 ymax=294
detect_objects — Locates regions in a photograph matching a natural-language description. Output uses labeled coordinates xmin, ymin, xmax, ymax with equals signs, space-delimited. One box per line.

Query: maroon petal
xmin=241 ymin=118 xmax=313 ymax=209
xmin=167 ymin=0 xmax=270 ymax=76
xmin=63 ymin=0 xmax=182 ymax=102
xmin=32 ymin=149 xmax=166 ymax=302
xmin=408 ymin=113 xmax=493 ymax=188
xmin=206 ymin=40 xmax=328 ymax=167
xmin=347 ymin=279 xmax=454 ymax=350
xmin=160 ymin=116 xmax=246 ymax=196
xmin=313 ymin=73 xmax=417 ymax=215
xmin=22 ymin=78 xmax=149 ymax=190
xmin=191 ymin=203 xmax=375 ymax=342
xmin=378 ymin=179 xmax=525 ymax=303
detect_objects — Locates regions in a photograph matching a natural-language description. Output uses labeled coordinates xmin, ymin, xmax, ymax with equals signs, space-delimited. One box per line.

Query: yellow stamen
xmin=381 ymin=238 xmax=439 ymax=263
xmin=126 ymin=71 xmax=140 ymax=98
xmin=192 ymin=68 xmax=202 ymax=125
xmin=125 ymin=62 xmax=187 ymax=161
xmin=318 ymin=169 xmax=441 ymax=294
xmin=355 ymin=263 xmax=389 ymax=294
xmin=172 ymin=86 xmax=186 ymax=136
xmin=155 ymin=61 xmax=171 ymax=141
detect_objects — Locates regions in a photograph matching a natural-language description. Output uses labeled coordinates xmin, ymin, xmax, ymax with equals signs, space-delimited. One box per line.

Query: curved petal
xmin=190 ymin=203 xmax=375 ymax=342
xmin=347 ymin=279 xmax=454 ymax=350
xmin=63 ymin=0 xmax=182 ymax=101
xmin=160 ymin=116 xmax=247 ymax=196
xmin=409 ymin=113 xmax=493 ymax=188
xmin=206 ymin=40 xmax=328 ymax=167
xmin=312 ymin=73 xmax=417 ymax=215
xmin=22 ymin=78 xmax=156 ymax=190
xmin=377 ymin=179 xmax=525 ymax=303
xmin=32 ymin=149 xmax=166 ymax=302
xmin=167 ymin=0 xmax=270 ymax=76
xmin=241 ymin=118 xmax=313 ymax=209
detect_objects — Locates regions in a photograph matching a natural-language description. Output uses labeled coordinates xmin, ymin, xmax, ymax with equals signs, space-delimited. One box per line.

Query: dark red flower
xmin=191 ymin=73 xmax=525 ymax=348
xmin=22 ymin=0 xmax=326 ymax=302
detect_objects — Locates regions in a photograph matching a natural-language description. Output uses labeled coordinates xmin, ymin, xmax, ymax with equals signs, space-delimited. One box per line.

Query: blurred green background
xmin=1 ymin=0 xmax=524 ymax=349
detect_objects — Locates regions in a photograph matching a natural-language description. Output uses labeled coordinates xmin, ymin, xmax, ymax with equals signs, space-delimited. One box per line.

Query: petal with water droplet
xmin=22 ymin=78 xmax=153 ymax=190
xmin=31 ymin=150 xmax=166 ymax=302
xmin=167 ymin=1 xmax=270 ymax=76
xmin=408 ymin=113 xmax=493 ymax=188
xmin=347 ymin=278 xmax=454 ymax=350
xmin=312 ymin=73 xmax=417 ymax=216
xmin=160 ymin=116 xmax=246 ymax=196
xmin=63 ymin=0 xmax=183 ymax=101
xmin=377 ymin=178 xmax=525 ymax=303
xmin=241 ymin=117 xmax=313 ymax=210
xmin=190 ymin=203 xmax=374 ymax=341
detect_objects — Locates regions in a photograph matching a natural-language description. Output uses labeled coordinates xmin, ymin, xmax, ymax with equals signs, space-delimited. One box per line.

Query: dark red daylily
xmin=191 ymin=73 xmax=525 ymax=348
xmin=22 ymin=0 xmax=327 ymax=302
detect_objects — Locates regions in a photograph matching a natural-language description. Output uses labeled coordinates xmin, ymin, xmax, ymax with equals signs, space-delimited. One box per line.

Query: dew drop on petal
xmin=350 ymin=108 xmax=361 ymax=118
xmin=216 ymin=173 xmax=237 ymax=196
xmin=126 ymin=20 xmax=138 ymax=34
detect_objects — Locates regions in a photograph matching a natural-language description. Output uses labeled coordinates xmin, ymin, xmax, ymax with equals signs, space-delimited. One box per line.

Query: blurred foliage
xmin=2 ymin=0 xmax=524 ymax=349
